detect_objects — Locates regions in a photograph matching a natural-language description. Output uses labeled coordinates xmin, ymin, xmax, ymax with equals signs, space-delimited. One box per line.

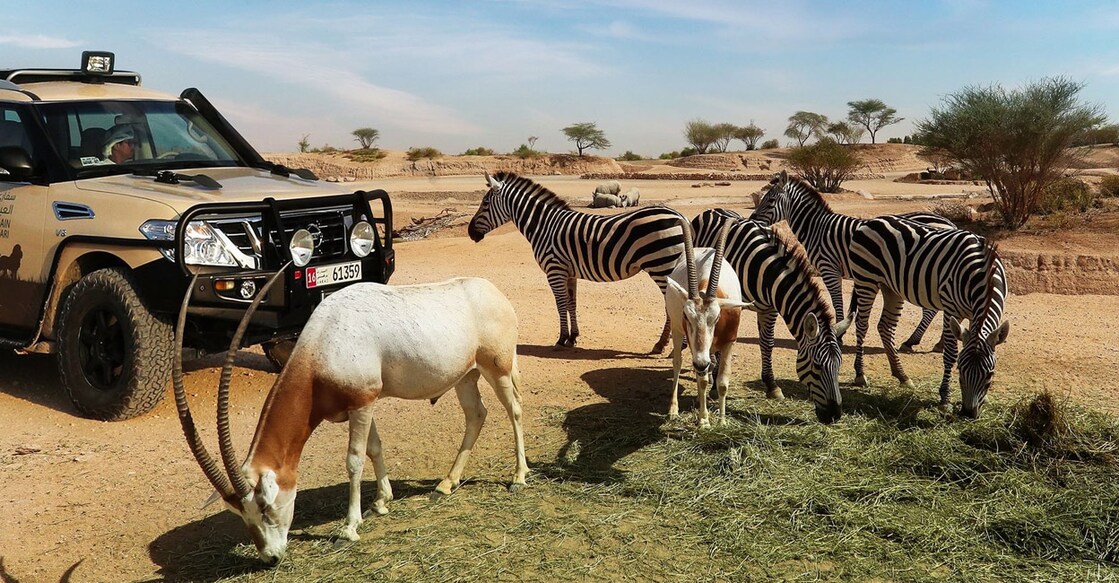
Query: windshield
xmin=38 ymin=100 xmax=245 ymax=177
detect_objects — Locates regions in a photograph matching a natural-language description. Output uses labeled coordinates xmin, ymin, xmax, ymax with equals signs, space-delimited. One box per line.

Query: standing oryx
xmin=468 ymin=171 xmax=686 ymax=352
xmin=692 ymin=209 xmax=852 ymax=424
xmin=848 ymin=215 xmax=1010 ymax=418
xmin=173 ymin=272 xmax=528 ymax=565
xmin=751 ymin=171 xmax=957 ymax=352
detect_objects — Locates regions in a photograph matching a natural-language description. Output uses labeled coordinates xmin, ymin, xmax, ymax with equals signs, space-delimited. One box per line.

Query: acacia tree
xmin=297 ymin=134 xmax=311 ymax=153
xmin=563 ymin=122 xmax=611 ymax=156
xmin=786 ymin=138 xmax=863 ymax=193
xmin=735 ymin=123 xmax=765 ymax=150
xmin=825 ymin=121 xmax=865 ymax=145
xmin=684 ymin=119 xmax=720 ymax=154
xmin=785 ymin=111 xmax=829 ymax=146
xmin=713 ymin=123 xmax=739 ymax=152
xmin=352 ymin=127 xmax=380 ymax=149
xmin=846 ymin=99 xmax=901 ymax=144
xmin=916 ymin=77 xmax=1106 ymax=228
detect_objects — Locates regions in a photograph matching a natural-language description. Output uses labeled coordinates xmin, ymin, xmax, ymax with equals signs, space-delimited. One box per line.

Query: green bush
xmin=616 ymin=150 xmax=644 ymax=161
xmin=786 ymin=138 xmax=863 ymax=192
xmin=1037 ymin=178 xmax=1098 ymax=214
xmin=1098 ymin=175 xmax=1119 ymax=198
xmin=760 ymin=139 xmax=780 ymax=149
xmin=345 ymin=148 xmax=387 ymax=163
xmin=658 ymin=151 xmax=680 ymax=160
xmin=510 ymin=144 xmax=542 ymax=159
xmin=462 ymin=147 xmax=495 ymax=156
xmin=406 ymin=147 xmax=442 ymax=161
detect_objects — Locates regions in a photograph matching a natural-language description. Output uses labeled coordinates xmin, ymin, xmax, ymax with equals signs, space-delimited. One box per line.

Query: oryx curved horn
xmin=680 ymin=218 xmax=699 ymax=299
xmin=173 ymin=275 xmax=235 ymax=501
xmin=705 ymin=221 xmax=732 ymax=300
xmin=216 ymin=264 xmax=291 ymax=499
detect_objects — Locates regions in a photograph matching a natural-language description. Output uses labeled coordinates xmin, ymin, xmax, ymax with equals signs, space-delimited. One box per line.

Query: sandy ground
xmin=1 ymin=173 xmax=1117 ymax=582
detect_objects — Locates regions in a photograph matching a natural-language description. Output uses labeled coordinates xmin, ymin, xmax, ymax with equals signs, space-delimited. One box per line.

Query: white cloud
xmin=0 ymin=34 xmax=82 ymax=50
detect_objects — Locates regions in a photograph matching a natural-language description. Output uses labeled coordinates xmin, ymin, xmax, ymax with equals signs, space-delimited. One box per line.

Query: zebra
xmin=692 ymin=209 xmax=852 ymax=424
xmin=467 ymin=171 xmax=685 ymax=351
xmin=848 ymin=215 xmax=1010 ymax=418
xmin=750 ymin=171 xmax=958 ymax=353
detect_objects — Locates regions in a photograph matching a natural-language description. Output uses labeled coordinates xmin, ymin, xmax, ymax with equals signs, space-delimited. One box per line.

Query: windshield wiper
xmin=133 ymin=169 xmax=222 ymax=189
xmin=266 ymin=162 xmax=318 ymax=181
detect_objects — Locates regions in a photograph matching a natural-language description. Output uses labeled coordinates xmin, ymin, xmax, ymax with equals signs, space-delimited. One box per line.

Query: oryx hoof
xmin=508 ymin=482 xmax=526 ymax=494
xmin=339 ymin=525 xmax=361 ymax=542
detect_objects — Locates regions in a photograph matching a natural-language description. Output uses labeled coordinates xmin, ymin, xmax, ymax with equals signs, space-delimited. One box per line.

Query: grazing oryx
xmin=468 ymin=171 xmax=686 ymax=352
xmin=665 ymin=219 xmax=754 ymax=426
xmin=849 ymin=215 xmax=1009 ymax=418
xmin=692 ymin=209 xmax=853 ymax=423
xmin=750 ymin=171 xmax=958 ymax=352
xmin=173 ymin=272 xmax=528 ymax=566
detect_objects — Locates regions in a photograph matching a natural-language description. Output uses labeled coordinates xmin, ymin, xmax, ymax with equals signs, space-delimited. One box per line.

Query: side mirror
xmin=0 ymin=146 xmax=34 ymax=181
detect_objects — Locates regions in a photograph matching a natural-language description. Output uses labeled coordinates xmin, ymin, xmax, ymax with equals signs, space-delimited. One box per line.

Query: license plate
xmin=305 ymin=261 xmax=362 ymax=288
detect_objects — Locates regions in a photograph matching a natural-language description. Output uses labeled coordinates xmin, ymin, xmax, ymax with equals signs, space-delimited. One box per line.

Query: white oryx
xmin=664 ymin=219 xmax=754 ymax=427
xmin=173 ymin=272 xmax=528 ymax=566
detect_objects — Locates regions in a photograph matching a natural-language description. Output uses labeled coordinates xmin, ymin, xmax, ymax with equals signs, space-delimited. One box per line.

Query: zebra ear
xmin=485 ymin=172 xmax=502 ymax=190
xmin=804 ymin=313 xmax=819 ymax=341
xmin=750 ymin=191 xmax=761 ymax=208
xmin=987 ymin=319 xmax=1010 ymax=347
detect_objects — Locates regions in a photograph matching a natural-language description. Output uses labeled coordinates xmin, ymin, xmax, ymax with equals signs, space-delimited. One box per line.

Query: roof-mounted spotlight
xmin=81 ymin=51 xmax=115 ymax=76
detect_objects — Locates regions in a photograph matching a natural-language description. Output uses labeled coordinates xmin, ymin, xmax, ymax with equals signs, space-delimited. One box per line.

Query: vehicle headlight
xmin=350 ymin=221 xmax=375 ymax=258
xmin=289 ymin=228 xmax=315 ymax=267
xmin=140 ymin=219 xmax=257 ymax=269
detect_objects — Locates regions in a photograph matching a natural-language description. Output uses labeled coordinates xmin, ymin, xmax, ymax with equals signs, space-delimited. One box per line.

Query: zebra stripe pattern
xmin=750 ymin=171 xmax=957 ymax=351
xmin=692 ymin=209 xmax=851 ymax=424
xmin=468 ymin=171 xmax=686 ymax=350
xmin=849 ymin=215 xmax=1010 ymax=418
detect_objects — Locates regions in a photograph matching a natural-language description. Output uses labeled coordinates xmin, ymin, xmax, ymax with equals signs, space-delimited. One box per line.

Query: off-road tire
xmin=56 ymin=268 xmax=173 ymax=421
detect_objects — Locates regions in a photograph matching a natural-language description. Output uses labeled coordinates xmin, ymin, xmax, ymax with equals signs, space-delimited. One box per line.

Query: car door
xmin=0 ymin=107 xmax=49 ymax=338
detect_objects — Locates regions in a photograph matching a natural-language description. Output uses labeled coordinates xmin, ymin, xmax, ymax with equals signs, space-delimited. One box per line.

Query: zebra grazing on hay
xmin=750 ymin=170 xmax=958 ymax=352
xmin=691 ymin=209 xmax=852 ymax=424
xmin=468 ymin=171 xmax=685 ymax=351
xmin=849 ymin=215 xmax=1010 ymax=419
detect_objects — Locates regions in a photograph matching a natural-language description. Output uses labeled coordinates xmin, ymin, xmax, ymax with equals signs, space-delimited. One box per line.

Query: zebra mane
xmin=978 ymin=239 xmax=1002 ymax=328
xmin=785 ymin=174 xmax=835 ymax=213
xmin=768 ymin=224 xmax=837 ymax=326
xmin=492 ymin=171 xmax=572 ymax=210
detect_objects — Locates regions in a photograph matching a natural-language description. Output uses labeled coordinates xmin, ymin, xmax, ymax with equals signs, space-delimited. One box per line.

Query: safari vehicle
xmin=0 ymin=51 xmax=394 ymax=420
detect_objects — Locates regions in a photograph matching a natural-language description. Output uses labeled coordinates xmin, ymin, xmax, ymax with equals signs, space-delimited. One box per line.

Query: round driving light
xmin=289 ymin=229 xmax=315 ymax=267
xmin=239 ymin=279 xmax=257 ymax=300
xmin=350 ymin=221 xmax=376 ymax=258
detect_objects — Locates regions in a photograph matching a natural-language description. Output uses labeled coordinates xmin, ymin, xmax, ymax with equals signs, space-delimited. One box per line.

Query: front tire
xmin=56 ymin=268 xmax=173 ymax=421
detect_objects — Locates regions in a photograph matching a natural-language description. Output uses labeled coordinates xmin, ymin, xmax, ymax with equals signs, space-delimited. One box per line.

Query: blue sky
xmin=4 ymin=0 xmax=1118 ymax=156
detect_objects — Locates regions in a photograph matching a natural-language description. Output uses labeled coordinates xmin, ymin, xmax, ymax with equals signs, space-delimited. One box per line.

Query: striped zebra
xmin=692 ymin=209 xmax=852 ymax=424
xmin=468 ymin=172 xmax=686 ymax=351
xmin=849 ymin=215 xmax=1010 ymax=418
xmin=750 ymin=171 xmax=957 ymax=352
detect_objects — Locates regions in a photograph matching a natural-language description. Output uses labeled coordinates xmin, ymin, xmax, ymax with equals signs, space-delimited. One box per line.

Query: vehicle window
xmin=37 ymin=100 xmax=242 ymax=174
xmin=0 ymin=108 xmax=34 ymax=162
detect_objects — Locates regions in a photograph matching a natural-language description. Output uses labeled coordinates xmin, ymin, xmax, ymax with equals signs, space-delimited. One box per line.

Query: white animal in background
xmin=619 ymin=187 xmax=641 ymax=207
xmin=172 ymin=273 xmax=528 ymax=566
xmin=664 ymin=219 xmax=755 ymax=427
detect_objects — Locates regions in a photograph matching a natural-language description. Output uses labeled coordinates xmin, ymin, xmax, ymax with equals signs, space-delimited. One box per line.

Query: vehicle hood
xmin=72 ymin=167 xmax=360 ymax=213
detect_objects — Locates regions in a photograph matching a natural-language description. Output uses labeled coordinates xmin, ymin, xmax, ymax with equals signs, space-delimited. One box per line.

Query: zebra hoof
xmin=766 ymin=388 xmax=785 ymax=400
xmin=898 ymin=343 xmax=917 ymax=354
xmin=931 ymin=341 xmax=945 ymax=353
xmin=852 ymin=375 xmax=867 ymax=387
xmin=900 ymin=379 xmax=916 ymax=390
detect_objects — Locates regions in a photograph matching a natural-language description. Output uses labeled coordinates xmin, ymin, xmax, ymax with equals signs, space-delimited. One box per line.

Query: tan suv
xmin=0 ymin=51 xmax=394 ymax=420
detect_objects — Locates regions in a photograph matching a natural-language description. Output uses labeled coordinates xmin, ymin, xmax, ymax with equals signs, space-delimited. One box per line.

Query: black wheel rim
xmin=77 ymin=306 xmax=126 ymax=391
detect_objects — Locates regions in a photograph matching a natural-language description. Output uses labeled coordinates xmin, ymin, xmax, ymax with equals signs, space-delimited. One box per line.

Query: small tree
xmin=916 ymin=77 xmax=1106 ymax=228
xmin=735 ymin=123 xmax=765 ymax=150
xmin=562 ymin=122 xmax=610 ymax=156
xmin=713 ymin=123 xmax=739 ymax=153
xmin=785 ymin=111 xmax=829 ymax=147
xmin=846 ymin=99 xmax=902 ymax=144
xmin=352 ymin=127 xmax=380 ymax=149
xmin=683 ymin=119 xmax=720 ymax=154
xmin=786 ymin=138 xmax=863 ymax=193
xmin=297 ymin=134 xmax=311 ymax=153
xmin=527 ymin=136 xmax=539 ymax=150
xmin=825 ymin=121 xmax=865 ymax=145
xmin=760 ymin=139 xmax=780 ymax=149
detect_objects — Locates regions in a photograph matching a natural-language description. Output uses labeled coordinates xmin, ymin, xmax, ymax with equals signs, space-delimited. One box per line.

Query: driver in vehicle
xmin=103 ymin=124 xmax=137 ymax=163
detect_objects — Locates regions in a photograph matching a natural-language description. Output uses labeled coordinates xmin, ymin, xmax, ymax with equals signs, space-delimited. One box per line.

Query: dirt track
xmin=1 ymin=174 xmax=1117 ymax=582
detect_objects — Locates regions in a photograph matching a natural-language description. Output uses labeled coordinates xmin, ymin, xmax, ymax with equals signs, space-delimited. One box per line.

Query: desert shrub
xmin=887 ymin=137 xmax=903 ymax=144
xmin=345 ymin=148 xmax=387 ymax=163
xmin=311 ymin=145 xmax=340 ymax=154
xmin=658 ymin=151 xmax=680 ymax=160
xmin=406 ymin=147 xmax=442 ymax=161
xmin=462 ymin=147 xmax=495 ymax=156
xmin=511 ymin=144 xmax=542 ymax=159
xmin=1036 ymin=177 xmax=1098 ymax=214
xmin=785 ymin=138 xmax=863 ymax=192
xmin=930 ymin=200 xmax=975 ymax=223
xmin=1098 ymin=175 xmax=1119 ymax=198
xmin=616 ymin=150 xmax=644 ymax=161
xmin=760 ymin=139 xmax=780 ymax=149
xmin=1071 ymin=124 xmax=1119 ymax=146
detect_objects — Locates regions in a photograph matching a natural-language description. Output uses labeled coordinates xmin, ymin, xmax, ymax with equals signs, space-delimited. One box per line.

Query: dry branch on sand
xmin=392 ymin=208 xmax=470 ymax=241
